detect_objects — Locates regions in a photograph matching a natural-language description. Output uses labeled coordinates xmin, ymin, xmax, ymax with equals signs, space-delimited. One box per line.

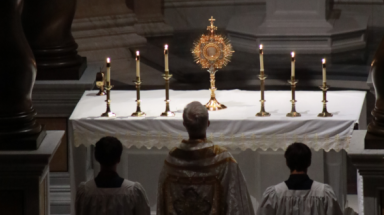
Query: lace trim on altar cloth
xmin=73 ymin=130 xmax=351 ymax=152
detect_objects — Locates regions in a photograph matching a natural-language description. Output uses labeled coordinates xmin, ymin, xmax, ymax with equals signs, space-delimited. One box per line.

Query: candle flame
xmin=106 ymin=58 xmax=110 ymax=63
xmin=136 ymin=51 xmax=140 ymax=56
xmin=322 ymin=58 xmax=326 ymax=64
xmin=260 ymin=44 xmax=263 ymax=50
xmin=165 ymin=44 xmax=168 ymax=50
xmin=291 ymin=52 xmax=295 ymax=58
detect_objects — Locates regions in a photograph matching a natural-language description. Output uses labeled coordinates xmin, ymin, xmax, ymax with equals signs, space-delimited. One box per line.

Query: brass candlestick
xmin=206 ymin=67 xmax=227 ymax=111
xmin=101 ymin=82 xmax=116 ymax=117
xmin=287 ymin=78 xmax=301 ymax=117
xmin=256 ymin=73 xmax=270 ymax=117
xmin=161 ymin=73 xmax=175 ymax=117
xmin=131 ymin=77 xmax=146 ymax=117
xmin=318 ymin=83 xmax=333 ymax=117
xmin=95 ymin=72 xmax=106 ymax=96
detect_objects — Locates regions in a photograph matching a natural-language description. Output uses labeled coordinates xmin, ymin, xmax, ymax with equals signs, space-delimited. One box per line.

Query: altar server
xmin=257 ymin=143 xmax=343 ymax=215
xmin=76 ymin=137 xmax=150 ymax=215
xmin=157 ymin=101 xmax=255 ymax=215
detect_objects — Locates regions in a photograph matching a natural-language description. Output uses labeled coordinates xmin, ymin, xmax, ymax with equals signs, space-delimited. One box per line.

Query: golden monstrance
xmin=192 ymin=16 xmax=234 ymax=111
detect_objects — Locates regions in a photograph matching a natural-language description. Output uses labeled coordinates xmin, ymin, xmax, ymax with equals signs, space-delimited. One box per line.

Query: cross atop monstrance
xmin=207 ymin=16 xmax=217 ymax=34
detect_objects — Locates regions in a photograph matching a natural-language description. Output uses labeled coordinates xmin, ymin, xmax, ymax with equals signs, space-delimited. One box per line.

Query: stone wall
xmin=163 ymin=0 xmax=384 ymax=31
xmin=164 ymin=0 xmax=265 ymax=31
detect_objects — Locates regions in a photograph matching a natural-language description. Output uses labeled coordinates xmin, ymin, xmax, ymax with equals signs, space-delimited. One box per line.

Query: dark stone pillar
xmin=366 ymin=37 xmax=384 ymax=148
xmin=22 ymin=0 xmax=86 ymax=80
xmin=0 ymin=0 xmax=46 ymax=150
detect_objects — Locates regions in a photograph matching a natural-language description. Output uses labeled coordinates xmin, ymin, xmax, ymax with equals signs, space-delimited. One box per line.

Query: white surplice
xmin=157 ymin=139 xmax=255 ymax=215
xmin=257 ymin=181 xmax=343 ymax=215
xmin=76 ymin=179 xmax=150 ymax=215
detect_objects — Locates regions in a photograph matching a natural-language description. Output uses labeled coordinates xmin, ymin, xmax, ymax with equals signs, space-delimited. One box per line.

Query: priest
xmin=257 ymin=142 xmax=343 ymax=215
xmin=157 ymin=101 xmax=255 ymax=215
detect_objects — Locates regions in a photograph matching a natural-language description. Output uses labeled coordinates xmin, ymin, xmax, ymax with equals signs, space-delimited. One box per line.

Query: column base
xmin=36 ymin=57 xmax=87 ymax=80
xmin=0 ymin=129 xmax=46 ymax=150
xmin=364 ymin=132 xmax=384 ymax=149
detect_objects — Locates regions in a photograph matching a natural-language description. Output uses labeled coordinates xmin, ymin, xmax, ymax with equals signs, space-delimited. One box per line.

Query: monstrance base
xmin=101 ymin=112 xmax=116 ymax=117
xmin=256 ymin=111 xmax=271 ymax=117
xmin=161 ymin=111 xmax=175 ymax=117
xmin=287 ymin=112 xmax=301 ymax=117
xmin=318 ymin=112 xmax=333 ymax=117
xmin=131 ymin=111 xmax=146 ymax=117
xmin=206 ymin=98 xmax=227 ymax=111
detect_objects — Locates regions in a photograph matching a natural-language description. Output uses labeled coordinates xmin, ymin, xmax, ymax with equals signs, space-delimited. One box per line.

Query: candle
xmin=259 ymin=44 xmax=264 ymax=74
xmin=136 ymin=51 xmax=140 ymax=79
xmin=106 ymin=58 xmax=111 ymax=83
xmin=164 ymin=45 xmax=169 ymax=74
xmin=322 ymin=58 xmax=326 ymax=83
xmin=291 ymin=52 xmax=295 ymax=78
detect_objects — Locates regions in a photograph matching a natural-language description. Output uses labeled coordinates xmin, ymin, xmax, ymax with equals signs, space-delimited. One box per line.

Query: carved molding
xmin=164 ymin=0 xmax=264 ymax=8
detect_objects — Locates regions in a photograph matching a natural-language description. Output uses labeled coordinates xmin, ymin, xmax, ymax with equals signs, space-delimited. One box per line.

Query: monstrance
xmin=192 ymin=16 xmax=234 ymax=111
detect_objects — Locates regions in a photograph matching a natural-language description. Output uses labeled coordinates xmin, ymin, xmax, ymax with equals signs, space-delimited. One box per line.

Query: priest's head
xmin=95 ymin=136 xmax=123 ymax=169
xmin=183 ymin=101 xmax=210 ymax=139
xmin=285 ymin=142 xmax=311 ymax=173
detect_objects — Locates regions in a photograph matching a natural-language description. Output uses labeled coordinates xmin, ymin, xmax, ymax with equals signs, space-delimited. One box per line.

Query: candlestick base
xmin=256 ymin=111 xmax=271 ymax=117
xmin=101 ymin=111 xmax=116 ymax=117
xmin=161 ymin=111 xmax=175 ymax=117
xmin=287 ymin=112 xmax=301 ymax=117
xmin=256 ymin=100 xmax=270 ymax=117
xmin=206 ymin=97 xmax=227 ymax=111
xmin=131 ymin=111 xmax=146 ymax=117
xmin=318 ymin=112 xmax=333 ymax=117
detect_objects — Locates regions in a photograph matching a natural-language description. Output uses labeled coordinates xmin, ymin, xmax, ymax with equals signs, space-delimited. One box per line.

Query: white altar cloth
xmin=70 ymin=90 xmax=366 ymax=152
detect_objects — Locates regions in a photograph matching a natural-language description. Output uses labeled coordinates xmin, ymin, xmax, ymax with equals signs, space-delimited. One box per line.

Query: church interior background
xmin=2 ymin=0 xmax=384 ymax=214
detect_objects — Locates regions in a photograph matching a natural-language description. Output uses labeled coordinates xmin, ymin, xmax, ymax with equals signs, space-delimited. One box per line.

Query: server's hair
xmin=95 ymin=136 xmax=123 ymax=166
xmin=284 ymin=142 xmax=312 ymax=172
xmin=183 ymin=101 xmax=209 ymax=133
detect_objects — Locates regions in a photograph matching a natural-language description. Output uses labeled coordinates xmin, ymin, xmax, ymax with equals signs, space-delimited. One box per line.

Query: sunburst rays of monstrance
xmin=192 ymin=16 xmax=234 ymax=111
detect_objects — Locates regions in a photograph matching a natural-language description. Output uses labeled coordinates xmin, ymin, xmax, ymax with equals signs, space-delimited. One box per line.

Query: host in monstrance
xmin=75 ymin=137 xmax=150 ymax=215
xmin=257 ymin=143 xmax=343 ymax=215
xmin=157 ymin=101 xmax=255 ymax=215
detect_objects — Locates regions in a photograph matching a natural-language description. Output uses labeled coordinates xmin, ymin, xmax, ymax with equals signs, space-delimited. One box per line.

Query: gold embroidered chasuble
xmin=157 ymin=139 xmax=255 ymax=215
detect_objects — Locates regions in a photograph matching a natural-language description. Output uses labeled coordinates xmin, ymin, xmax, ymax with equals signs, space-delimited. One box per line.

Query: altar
xmin=69 ymin=89 xmax=366 ymax=213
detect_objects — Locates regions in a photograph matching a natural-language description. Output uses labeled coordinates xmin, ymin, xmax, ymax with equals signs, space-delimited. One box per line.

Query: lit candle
xmin=259 ymin=44 xmax=264 ymax=75
xmin=136 ymin=51 xmax=140 ymax=79
xmin=106 ymin=58 xmax=111 ymax=83
xmin=291 ymin=52 xmax=295 ymax=78
xmin=322 ymin=58 xmax=326 ymax=83
xmin=164 ymin=45 xmax=169 ymax=74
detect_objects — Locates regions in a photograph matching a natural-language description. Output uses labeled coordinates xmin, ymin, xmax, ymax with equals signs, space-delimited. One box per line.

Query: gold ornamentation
xmin=173 ymin=188 xmax=212 ymax=215
xmin=318 ymin=82 xmax=333 ymax=117
xmin=131 ymin=77 xmax=146 ymax=117
xmin=192 ymin=16 xmax=234 ymax=111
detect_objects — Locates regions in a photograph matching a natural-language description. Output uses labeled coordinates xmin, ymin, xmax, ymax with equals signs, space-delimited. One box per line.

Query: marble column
xmin=227 ymin=0 xmax=367 ymax=54
xmin=0 ymin=0 xmax=45 ymax=150
xmin=22 ymin=0 xmax=86 ymax=80
xmin=0 ymin=131 xmax=63 ymax=215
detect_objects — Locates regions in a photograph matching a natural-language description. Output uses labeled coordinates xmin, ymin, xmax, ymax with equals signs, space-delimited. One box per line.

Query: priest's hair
xmin=95 ymin=136 xmax=123 ymax=166
xmin=284 ymin=142 xmax=311 ymax=172
xmin=183 ymin=101 xmax=209 ymax=132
